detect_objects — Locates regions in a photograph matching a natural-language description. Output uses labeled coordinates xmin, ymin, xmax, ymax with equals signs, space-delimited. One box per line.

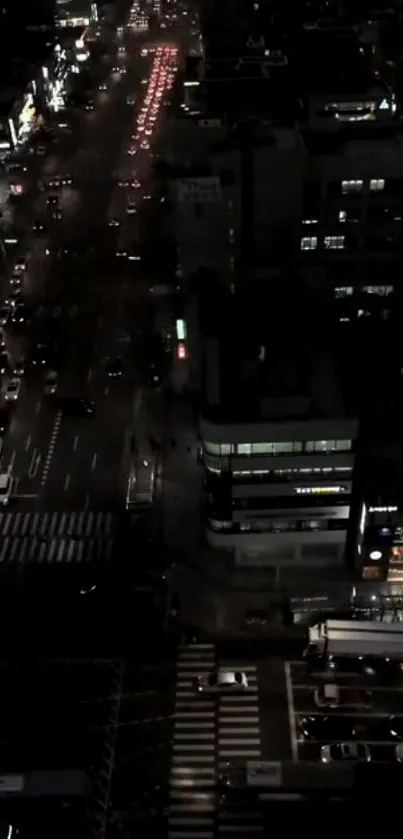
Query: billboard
xmin=177 ymin=176 xmax=221 ymax=203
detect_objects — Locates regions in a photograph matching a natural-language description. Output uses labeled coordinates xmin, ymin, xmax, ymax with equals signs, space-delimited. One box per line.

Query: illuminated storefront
xmin=356 ymin=500 xmax=403 ymax=582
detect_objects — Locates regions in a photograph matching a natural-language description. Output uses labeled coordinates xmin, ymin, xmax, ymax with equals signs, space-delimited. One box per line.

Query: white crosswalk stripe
xmin=169 ymin=643 xmax=216 ymax=839
xmin=217 ymin=664 xmax=263 ymax=838
xmin=0 ymin=512 xmax=115 ymax=563
xmin=169 ymin=646 xmax=264 ymax=839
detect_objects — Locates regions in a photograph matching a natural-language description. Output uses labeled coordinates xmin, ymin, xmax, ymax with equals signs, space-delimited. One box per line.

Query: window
xmin=237 ymin=443 xmax=252 ymax=455
xmin=305 ymin=439 xmax=352 ymax=453
xmin=362 ymin=285 xmax=393 ymax=296
xmin=338 ymin=209 xmax=360 ymax=223
xmin=204 ymin=441 xmax=233 ymax=456
xmin=236 ymin=442 xmax=303 ymax=456
xmin=301 ymin=236 xmax=318 ymax=251
xmin=369 ymin=178 xmax=385 ymax=192
xmin=341 ymin=179 xmax=363 ymax=195
xmin=334 ymin=286 xmax=353 ymax=298
xmin=324 ymin=235 xmax=345 ymax=250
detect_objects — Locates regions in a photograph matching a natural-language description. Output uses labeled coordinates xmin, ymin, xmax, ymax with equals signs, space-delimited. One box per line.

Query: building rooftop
xmin=199 ymin=283 xmax=403 ymax=432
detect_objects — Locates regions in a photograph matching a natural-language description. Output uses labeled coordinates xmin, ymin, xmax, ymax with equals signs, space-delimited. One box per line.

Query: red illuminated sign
xmin=177 ymin=342 xmax=187 ymax=360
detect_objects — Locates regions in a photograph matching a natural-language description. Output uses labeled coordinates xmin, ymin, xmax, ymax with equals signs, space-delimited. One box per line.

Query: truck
xmin=303 ymin=619 xmax=403 ymax=668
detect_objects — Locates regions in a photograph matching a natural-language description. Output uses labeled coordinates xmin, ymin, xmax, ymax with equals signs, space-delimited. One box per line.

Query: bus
xmin=304 ymin=619 xmax=403 ymax=669
xmin=125 ymin=455 xmax=156 ymax=511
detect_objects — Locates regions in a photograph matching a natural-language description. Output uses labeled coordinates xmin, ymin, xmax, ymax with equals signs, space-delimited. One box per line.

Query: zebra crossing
xmin=169 ymin=642 xmax=263 ymax=839
xmin=0 ymin=512 xmax=115 ymax=563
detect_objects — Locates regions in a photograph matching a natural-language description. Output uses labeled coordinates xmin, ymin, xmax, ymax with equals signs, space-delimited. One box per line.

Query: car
xmin=13 ymin=359 xmax=25 ymax=376
xmin=33 ymin=221 xmax=46 ymax=235
xmin=126 ymin=96 xmax=136 ymax=105
xmin=99 ymin=82 xmax=108 ymax=91
xmin=6 ymin=289 xmax=22 ymax=309
xmin=127 ymin=202 xmax=137 ymax=215
xmin=0 ymin=474 xmax=13 ymax=505
xmin=36 ymin=144 xmax=46 ymax=155
xmin=46 ymin=194 xmax=59 ymax=206
xmin=48 ymin=177 xmax=61 ymax=189
xmin=118 ymin=178 xmax=130 ymax=187
xmin=85 ymin=101 xmax=95 ymax=111
xmin=299 ymin=715 xmax=357 ymax=741
xmin=106 ymin=357 xmax=123 ymax=377
xmin=0 ymin=408 xmax=10 ymax=436
xmin=61 ymin=174 xmax=73 ymax=186
xmin=31 ymin=343 xmax=51 ymax=367
xmin=4 ymin=378 xmax=21 ymax=402
xmin=320 ymin=742 xmax=371 ymax=764
xmin=196 ymin=668 xmax=249 ymax=693
xmin=58 ymin=397 xmax=94 ymax=417
xmin=127 ymin=147 xmax=137 ymax=156
xmin=314 ymin=684 xmax=372 ymax=710
xmin=0 ymin=331 xmax=5 ymax=349
xmin=0 ymin=308 xmax=9 ymax=327
xmin=14 ymin=257 xmax=26 ymax=273
xmin=52 ymin=210 xmax=62 ymax=221
xmin=108 ymin=217 xmax=120 ymax=228
xmin=44 ymin=370 xmax=58 ymax=395
xmin=0 ymin=353 xmax=9 ymax=375
xmin=11 ymin=303 xmax=27 ymax=324
xmin=10 ymin=270 xmax=22 ymax=288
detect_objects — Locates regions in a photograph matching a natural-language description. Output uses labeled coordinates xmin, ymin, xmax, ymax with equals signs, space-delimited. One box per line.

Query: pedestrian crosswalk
xmin=0 ymin=512 xmax=115 ymax=563
xmin=169 ymin=643 xmax=263 ymax=839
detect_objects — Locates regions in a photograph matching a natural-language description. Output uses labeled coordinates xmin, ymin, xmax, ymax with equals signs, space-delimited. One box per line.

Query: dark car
xmin=0 ymin=408 xmax=10 ymax=436
xmin=299 ymin=715 xmax=358 ymax=741
xmin=11 ymin=303 xmax=27 ymax=324
xmin=32 ymin=220 xmax=46 ymax=235
xmin=48 ymin=177 xmax=61 ymax=189
xmin=106 ymin=357 xmax=123 ymax=377
xmin=31 ymin=343 xmax=52 ymax=367
xmin=46 ymin=194 xmax=59 ymax=206
xmin=61 ymin=173 xmax=73 ymax=186
xmin=0 ymin=352 xmax=9 ymax=375
xmin=58 ymin=397 xmax=95 ymax=417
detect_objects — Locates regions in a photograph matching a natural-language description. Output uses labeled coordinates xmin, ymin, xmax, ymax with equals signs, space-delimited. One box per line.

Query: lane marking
xmin=25 ymin=435 xmax=31 ymax=452
xmin=84 ymin=493 xmax=90 ymax=510
xmin=73 ymin=435 xmax=79 ymax=450
xmin=64 ymin=474 xmax=70 ymax=491
xmin=8 ymin=450 xmax=16 ymax=474
xmin=28 ymin=450 xmax=41 ymax=479
xmin=35 ymin=400 xmax=41 ymax=414
xmin=40 ymin=410 xmax=62 ymax=487
xmin=285 ymin=660 xmax=299 ymax=762
xmin=91 ymin=453 xmax=98 ymax=470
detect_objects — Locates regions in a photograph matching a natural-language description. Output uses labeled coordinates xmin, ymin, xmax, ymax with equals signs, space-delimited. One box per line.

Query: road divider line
xmin=25 ymin=435 xmax=31 ymax=452
xmin=91 ymin=453 xmax=98 ymax=470
xmin=73 ymin=435 xmax=79 ymax=451
xmin=8 ymin=450 xmax=16 ymax=474
xmin=28 ymin=449 xmax=41 ymax=479
xmin=40 ymin=410 xmax=62 ymax=488
xmin=64 ymin=474 xmax=70 ymax=491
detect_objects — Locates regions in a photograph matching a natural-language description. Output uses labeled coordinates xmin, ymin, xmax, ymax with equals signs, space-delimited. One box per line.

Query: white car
xmin=320 ymin=742 xmax=371 ymax=764
xmin=44 ymin=370 xmax=58 ymax=395
xmin=196 ymin=668 xmax=249 ymax=693
xmin=5 ymin=378 xmax=21 ymax=402
xmin=0 ymin=474 xmax=12 ymax=505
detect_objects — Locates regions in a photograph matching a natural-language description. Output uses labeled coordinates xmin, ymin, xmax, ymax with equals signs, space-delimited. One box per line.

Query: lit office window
xmin=324 ymin=235 xmax=345 ymax=250
xmin=301 ymin=236 xmax=318 ymax=251
xmin=362 ymin=285 xmax=393 ymax=296
xmin=341 ymin=179 xmax=363 ymax=194
xmin=369 ymin=179 xmax=385 ymax=192
xmin=305 ymin=439 xmax=352 ymax=453
xmin=334 ymin=286 xmax=353 ymax=298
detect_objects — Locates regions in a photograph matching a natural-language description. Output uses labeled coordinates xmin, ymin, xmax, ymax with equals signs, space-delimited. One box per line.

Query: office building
xmin=199 ymin=286 xmax=358 ymax=576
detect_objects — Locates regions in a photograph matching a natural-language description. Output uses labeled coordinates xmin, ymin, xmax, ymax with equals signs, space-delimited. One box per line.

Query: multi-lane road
xmin=0 ymin=17 xmax=178 ymax=522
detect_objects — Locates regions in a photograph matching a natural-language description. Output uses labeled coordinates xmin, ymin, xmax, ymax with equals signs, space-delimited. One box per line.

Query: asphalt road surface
xmin=0 ymin=19 xmax=177 ymax=515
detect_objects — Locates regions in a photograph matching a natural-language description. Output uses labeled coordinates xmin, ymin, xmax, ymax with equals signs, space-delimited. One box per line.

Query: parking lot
xmin=286 ymin=659 xmax=403 ymax=763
